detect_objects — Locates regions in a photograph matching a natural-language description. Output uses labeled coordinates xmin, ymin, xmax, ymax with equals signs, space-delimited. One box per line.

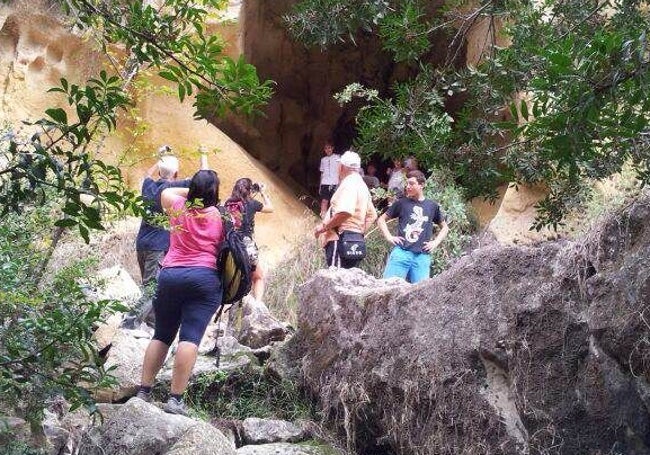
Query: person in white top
xmin=387 ymin=157 xmax=406 ymax=199
xmin=319 ymin=142 xmax=340 ymax=218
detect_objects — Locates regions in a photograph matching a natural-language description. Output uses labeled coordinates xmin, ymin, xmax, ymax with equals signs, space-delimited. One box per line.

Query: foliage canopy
xmin=286 ymin=0 xmax=650 ymax=228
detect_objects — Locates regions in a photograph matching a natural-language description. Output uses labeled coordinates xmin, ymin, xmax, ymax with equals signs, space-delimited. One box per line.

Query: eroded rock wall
xmin=216 ymin=0 xmax=451 ymax=198
xmin=0 ymin=0 xmax=314 ymax=269
xmin=287 ymin=193 xmax=650 ymax=454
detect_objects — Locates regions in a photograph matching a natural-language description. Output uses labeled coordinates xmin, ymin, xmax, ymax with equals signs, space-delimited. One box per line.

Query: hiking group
xmin=130 ymin=142 xmax=448 ymax=416
xmin=314 ymin=144 xmax=449 ymax=282
xmin=131 ymin=146 xmax=272 ymax=416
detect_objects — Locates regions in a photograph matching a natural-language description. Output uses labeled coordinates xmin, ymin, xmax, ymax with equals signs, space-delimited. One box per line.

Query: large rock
xmin=241 ymin=417 xmax=309 ymax=445
xmin=79 ymin=398 xmax=235 ymax=455
xmin=228 ymin=296 xmax=289 ymax=349
xmin=286 ymin=195 xmax=650 ymax=454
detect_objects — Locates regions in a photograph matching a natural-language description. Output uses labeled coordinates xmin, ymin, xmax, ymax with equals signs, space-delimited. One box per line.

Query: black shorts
xmin=319 ymin=184 xmax=337 ymax=201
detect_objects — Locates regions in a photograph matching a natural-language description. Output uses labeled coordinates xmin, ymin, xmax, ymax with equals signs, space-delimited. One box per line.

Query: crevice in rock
xmin=479 ymin=353 xmax=529 ymax=454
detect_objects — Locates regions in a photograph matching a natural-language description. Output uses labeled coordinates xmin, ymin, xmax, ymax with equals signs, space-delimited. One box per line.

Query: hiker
xmin=137 ymin=153 xmax=224 ymax=416
xmin=314 ymin=150 xmax=377 ymax=268
xmin=123 ymin=146 xmax=190 ymax=329
xmin=224 ymin=178 xmax=274 ymax=303
xmin=386 ymin=157 xmax=406 ymax=199
xmin=319 ymin=141 xmax=340 ymax=218
xmin=362 ymin=163 xmax=381 ymax=189
xmin=377 ymin=170 xmax=449 ymax=284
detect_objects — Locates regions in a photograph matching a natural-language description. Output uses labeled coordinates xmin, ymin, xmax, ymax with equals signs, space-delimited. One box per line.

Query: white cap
xmin=339 ymin=151 xmax=361 ymax=169
xmin=157 ymin=155 xmax=179 ymax=177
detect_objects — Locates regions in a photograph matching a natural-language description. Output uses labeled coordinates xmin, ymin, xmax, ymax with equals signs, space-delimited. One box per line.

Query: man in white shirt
xmin=319 ymin=142 xmax=340 ymax=218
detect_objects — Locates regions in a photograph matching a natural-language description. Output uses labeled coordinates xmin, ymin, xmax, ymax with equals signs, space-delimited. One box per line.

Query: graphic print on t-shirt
xmin=404 ymin=206 xmax=429 ymax=243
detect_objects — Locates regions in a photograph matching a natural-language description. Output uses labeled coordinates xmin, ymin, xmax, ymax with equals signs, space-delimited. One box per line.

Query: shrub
xmin=186 ymin=369 xmax=316 ymax=421
xmin=0 ymin=203 xmax=123 ymax=426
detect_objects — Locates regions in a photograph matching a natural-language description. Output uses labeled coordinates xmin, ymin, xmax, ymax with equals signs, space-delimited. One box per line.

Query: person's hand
xmin=386 ymin=235 xmax=404 ymax=246
xmin=423 ymin=240 xmax=438 ymax=252
xmin=313 ymin=222 xmax=327 ymax=238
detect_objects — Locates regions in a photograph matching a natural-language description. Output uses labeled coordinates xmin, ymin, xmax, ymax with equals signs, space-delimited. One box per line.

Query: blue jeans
xmin=383 ymin=247 xmax=431 ymax=284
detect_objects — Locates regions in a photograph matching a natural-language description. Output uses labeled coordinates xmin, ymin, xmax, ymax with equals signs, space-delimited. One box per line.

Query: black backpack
xmin=217 ymin=205 xmax=253 ymax=307
xmin=211 ymin=205 xmax=253 ymax=367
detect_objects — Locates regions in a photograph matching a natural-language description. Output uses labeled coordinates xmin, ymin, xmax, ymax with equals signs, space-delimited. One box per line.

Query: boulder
xmin=79 ymin=398 xmax=235 ymax=455
xmin=286 ymin=195 xmax=650 ymax=454
xmin=228 ymin=296 xmax=289 ymax=349
xmin=236 ymin=442 xmax=334 ymax=455
xmin=241 ymin=417 xmax=309 ymax=445
xmin=94 ymin=330 xmax=151 ymax=402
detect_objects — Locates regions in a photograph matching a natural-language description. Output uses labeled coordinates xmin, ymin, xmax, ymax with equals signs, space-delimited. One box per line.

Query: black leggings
xmin=152 ymin=267 xmax=221 ymax=346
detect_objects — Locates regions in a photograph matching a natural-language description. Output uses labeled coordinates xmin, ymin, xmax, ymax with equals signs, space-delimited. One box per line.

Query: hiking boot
xmin=163 ymin=397 xmax=188 ymax=416
xmin=135 ymin=389 xmax=152 ymax=403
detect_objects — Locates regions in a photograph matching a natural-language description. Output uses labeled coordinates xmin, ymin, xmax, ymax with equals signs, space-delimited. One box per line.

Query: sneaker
xmin=163 ymin=397 xmax=188 ymax=416
xmin=135 ymin=389 xmax=152 ymax=403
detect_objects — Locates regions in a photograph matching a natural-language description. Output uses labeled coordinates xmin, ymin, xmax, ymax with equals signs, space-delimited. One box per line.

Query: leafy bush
xmin=287 ymin=0 xmax=650 ymax=228
xmin=0 ymin=204 xmax=124 ymax=426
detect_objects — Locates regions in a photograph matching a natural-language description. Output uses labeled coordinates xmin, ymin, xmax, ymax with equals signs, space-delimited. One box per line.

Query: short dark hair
xmin=407 ymin=170 xmax=426 ymax=185
xmin=187 ymin=170 xmax=220 ymax=207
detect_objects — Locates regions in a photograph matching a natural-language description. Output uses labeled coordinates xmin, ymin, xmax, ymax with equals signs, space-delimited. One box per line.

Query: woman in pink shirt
xmin=136 ymin=169 xmax=224 ymax=416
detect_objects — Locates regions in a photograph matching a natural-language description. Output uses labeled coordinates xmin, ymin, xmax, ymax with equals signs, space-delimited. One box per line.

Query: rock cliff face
xmin=288 ymin=193 xmax=650 ymax=454
xmin=216 ymin=0 xmax=450 ymax=196
xmin=0 ymin=0 xmax=314 ymax=267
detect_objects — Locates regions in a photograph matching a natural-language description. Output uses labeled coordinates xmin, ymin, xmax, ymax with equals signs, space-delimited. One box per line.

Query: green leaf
xmin=45 ymin=108 xmax=68 ymax=124
xmin=159 ymin=70 xmax=179 ymax=82
xmin=54 ymin=218 xmax=78 ymax=228
xmin=519 ymin=99 xmax=529 ymax=121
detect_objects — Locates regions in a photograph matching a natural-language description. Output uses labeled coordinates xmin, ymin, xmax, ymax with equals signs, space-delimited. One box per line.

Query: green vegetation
xmin=0 ymin=0 xmax=272 ymax=429
xmin=286 ymin=0 xmax=650 ymax=229
xmin=186 ymin=369 xmax=317 ymax=421
xmin=0 ymin=438 xmax=45 ymax=455
xmin=0 ymin=203 xmax=124 ymax=428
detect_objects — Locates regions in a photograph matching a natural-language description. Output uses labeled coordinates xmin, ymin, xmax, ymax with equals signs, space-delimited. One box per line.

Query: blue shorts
xmin=383 ymin=247 xmax=431 ymax=284
xmin=152 ymin=267 xmax=221 ymax=346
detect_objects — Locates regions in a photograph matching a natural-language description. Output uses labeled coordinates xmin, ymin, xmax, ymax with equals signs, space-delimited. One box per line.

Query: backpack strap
xmin=217 ymin=205 xmax=235 ymax=233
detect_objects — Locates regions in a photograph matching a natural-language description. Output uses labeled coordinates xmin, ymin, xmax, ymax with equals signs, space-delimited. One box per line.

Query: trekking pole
xmin=212 ymin=304 xmax=225 ymax=367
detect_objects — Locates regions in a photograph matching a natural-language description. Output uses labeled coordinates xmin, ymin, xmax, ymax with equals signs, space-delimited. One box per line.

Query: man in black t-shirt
xmin=377 ymin=170 xmax=449 ymax=283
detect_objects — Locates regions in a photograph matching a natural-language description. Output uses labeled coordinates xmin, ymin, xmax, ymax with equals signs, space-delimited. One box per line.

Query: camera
xmin=157 ymin=144 xmax=172 ymax=157
xmin=252 ymin=182 xmax=264 ymax=192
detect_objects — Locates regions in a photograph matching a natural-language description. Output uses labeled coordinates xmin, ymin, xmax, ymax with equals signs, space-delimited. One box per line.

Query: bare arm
xmin=200 ymin=152 xmax=209 ymax=170
xmin=313 ymin=211 xmax=351 ymax=237
xmin=377 ymin=212 xmax=404 ymax=246
xmin=160 ymin=187 xmax=190 ymax=213
xmin=145 ymin=162 xmax=158 ymax=178
xmin=423 ymin=220 xmax=449 ymax=252
xmin=259 ymin=187 xmax=274 ymax=213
